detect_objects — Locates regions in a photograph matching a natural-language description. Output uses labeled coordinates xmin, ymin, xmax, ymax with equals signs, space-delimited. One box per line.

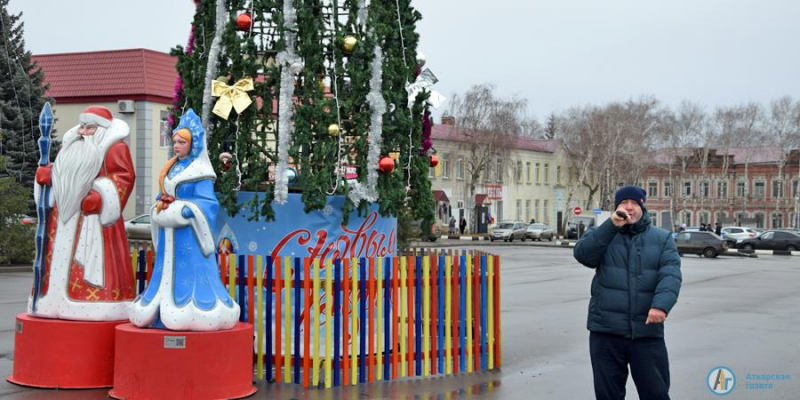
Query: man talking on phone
xmin=573 ymin=185 xmax=682 ymax=400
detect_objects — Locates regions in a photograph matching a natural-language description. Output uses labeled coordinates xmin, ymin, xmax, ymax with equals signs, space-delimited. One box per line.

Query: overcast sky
xmin=9 ymin=0 xmax=800 ymax=123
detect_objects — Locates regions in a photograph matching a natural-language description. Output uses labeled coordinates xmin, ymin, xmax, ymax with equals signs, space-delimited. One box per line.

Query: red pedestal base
xmin=109 ymin=322 xmax=256 ymax=400
xmin=7 ymin=313 xmax=124 ymax=388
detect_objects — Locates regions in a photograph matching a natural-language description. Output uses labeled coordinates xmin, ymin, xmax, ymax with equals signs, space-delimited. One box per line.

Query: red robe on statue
xmin=30 ymin=119 xmax=136 ymax=321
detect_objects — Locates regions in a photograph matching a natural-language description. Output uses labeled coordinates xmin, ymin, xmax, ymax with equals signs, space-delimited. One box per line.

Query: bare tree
xmin=444 ymin=83 xmax=530 ymax=230
xmin=764 ymin=97 xmax=800 ymax=222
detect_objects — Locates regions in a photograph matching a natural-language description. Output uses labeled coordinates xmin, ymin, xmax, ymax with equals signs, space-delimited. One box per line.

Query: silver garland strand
xmin=274 ymin=0 xmax=302 ymax=204
xmin=349 ymin=45 xmax=385 ymax=206
xmin=201 ymin=0 xmax=228 ymax=131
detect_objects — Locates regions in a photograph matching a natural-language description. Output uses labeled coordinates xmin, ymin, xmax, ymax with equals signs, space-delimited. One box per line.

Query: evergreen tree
xmin=544 ymin=112 xmax=557 ymax=139
xmin=172 ymin=0 xmax=433 ymax=227
xmin=0 ymin=0 xmax=52 ymax=203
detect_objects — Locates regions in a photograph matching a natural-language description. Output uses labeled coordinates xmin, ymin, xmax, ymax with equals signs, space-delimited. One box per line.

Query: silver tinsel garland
xmin=274 ymin=0 xmax=301 ymax=204
xmin=201 ymin=0 xmax=228 ymax=130
xmin=349 ymin=45 xmax=385 ymax=206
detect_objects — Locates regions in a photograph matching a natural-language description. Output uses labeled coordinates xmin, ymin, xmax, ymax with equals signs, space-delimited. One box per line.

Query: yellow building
xmin=33 ymin=49 xmax=176 ymax=220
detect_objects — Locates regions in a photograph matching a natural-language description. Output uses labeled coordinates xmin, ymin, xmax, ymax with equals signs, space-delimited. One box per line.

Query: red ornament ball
xmin=379 ymin=156 xmax=395 ymax=174
xmin=237 ymin=13 xmax=252 ymax=31
xmin=430 ymin=154 xmax=439 ymax=168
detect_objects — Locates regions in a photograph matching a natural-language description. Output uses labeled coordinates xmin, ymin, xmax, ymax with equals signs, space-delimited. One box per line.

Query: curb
xmin=0 ymin=265 xmax=32 ymax=273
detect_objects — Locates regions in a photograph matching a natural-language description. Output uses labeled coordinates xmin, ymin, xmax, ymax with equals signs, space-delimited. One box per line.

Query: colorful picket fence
xmin=129 ymin=243 xmax=502 ymax=388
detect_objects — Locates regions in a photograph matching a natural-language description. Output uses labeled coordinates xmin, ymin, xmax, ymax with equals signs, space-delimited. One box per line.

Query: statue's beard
xmin=52 ymin=135 xmax=104 ymax=223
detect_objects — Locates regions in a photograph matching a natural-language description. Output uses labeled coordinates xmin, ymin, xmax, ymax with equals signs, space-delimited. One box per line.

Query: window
xmin=791 ymin=213 xmax=798 ymax=229
xmin=648 ymin=181 xmax=658 ymax=198
xmin=699 ymin=181 xmax=710 ymax=198
xmin=556 ymin=166 xmax=562 ymax=184
xmin=456 ymin=158 xmax=464 ymax=180
xmin=496 ymin=159 xmax=503 ymax=183
xmin=516 ymin=161 xmax=523 ymax=183
xmin=754 ymin=212 xmax=765 ymax=228
xmin=684 ymin=211 xmax=692 ymax=225
xmin=793 ymin=180 xmax=800 ymax=198
xmin=483 ymin=162 xmax=491 ymax=183
xmin=535 ymin=163 xmax=541 ymax=184
xmin=525 ymin=200 xmax=531 ymax=222
xmin=772 ymin=213 xmax=783 ymax=229
xmin=717 ymin=181 xmax=728 ymax=199
xmin=664 ymin=181 xmax=672 ymax=198
xmin=736 ymin=212 xmax=747 ymax=225
xmin=526 ymin=162 xmax=531 ymax=183
xmin=159 ymin=110 xmax=170 ymax=148
xmin=516 ymin=200 xmax=522 ymax=221
xmin=754 ymin=181 xmax=765 ymax=199
xmin=544 ymin=164 xmax=550 ymax=184
xmin=715 ymin=211 xmax=726 ymax=225
xmin=649 ymin=211 xmax=658 ymax=226
xmin=772 ymin=180 xmax=784 ymax=199
xmin=736 ymin=181 xmax=746 ymax=197
xmin=683 ymin=181 xmax=692 ymax=198
xmin=534 ymin=200 xmax=540 ymax=222
xmin=442 ymin=153 xmax=451 ymax=178
xmin=699 ymin=212 xmax=710 ymax=225
xmin=543 ymin=200 xmax=549 ymax=223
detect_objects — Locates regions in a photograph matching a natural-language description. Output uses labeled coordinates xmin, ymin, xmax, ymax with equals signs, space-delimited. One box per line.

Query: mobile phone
xmin=615 ymin=210 xmax=628 ymax=220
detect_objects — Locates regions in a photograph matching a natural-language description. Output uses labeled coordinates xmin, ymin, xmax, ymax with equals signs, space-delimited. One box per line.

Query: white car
xmin=720 ymin=226 xmax=758 ymax=246
xmin=490 ymin=221 xmax=527 ymax=242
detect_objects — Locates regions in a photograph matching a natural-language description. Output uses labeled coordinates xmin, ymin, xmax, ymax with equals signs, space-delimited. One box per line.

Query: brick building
xmin=642 ymin=147 xmax=800 ymax=230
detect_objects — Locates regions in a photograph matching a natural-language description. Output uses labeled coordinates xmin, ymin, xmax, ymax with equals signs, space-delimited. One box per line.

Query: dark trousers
xmin=590 ymin=331 xmax=671 ymax=400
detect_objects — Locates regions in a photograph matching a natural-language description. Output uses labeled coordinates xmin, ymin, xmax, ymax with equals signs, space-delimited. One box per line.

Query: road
xmin=0 ymin=245 xmax=798 ymax=399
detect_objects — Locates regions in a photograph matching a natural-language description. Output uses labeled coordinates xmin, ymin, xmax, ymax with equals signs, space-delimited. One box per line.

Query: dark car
xmin=736 ymin=230 xmax=800 ymax=251
xmin=566 ymin=216 xmax=596 ymax=239
xmin=674 ymin=231 xmax=727 ymax=258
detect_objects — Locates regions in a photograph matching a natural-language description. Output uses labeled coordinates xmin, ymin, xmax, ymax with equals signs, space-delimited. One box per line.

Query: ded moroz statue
xmin=31 ymin=106 xmax=136 ymax=321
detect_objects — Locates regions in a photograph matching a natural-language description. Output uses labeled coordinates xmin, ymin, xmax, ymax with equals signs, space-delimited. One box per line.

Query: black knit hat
xmin=614 ymin=185 xmax=646 ymax=209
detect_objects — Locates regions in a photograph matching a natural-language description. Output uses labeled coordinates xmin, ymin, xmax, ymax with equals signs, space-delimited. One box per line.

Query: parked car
xmin=719 ymin=226 xmax=759 ymax=246
xmin=125 ymin=214 xmax=152 ymax=241
xmin=736 ymin=230 xmax=800 ymax=251
xmin=674 ymin=231 xmax=727 ymax=258
xmin=526 ymin=223 xmax=554 ymax=241
xmin=566 ymin=216 xmax=596 ymax=239
xmin=490 ymin=221 xmax=527 ymax=242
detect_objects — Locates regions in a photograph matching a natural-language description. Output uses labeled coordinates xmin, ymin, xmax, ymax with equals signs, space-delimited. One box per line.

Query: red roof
xmin=433 ymin=190 xmax=449 ymax=203
xmin=432 ymin=124 xmax=553 ymax=153
xmin=32 ymin=48 xmax=177 ymax=104
xmin=652 ymin=147 xmax=787 ymax=165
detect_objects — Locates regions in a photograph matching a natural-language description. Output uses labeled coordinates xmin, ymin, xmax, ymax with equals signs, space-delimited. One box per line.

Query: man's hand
xmin=611 ymin=208 xmax=628 ymax=227
xmin=645 ymin=308 xmax=667 ymax=325
xmin=81 ymin=190 xmax=102 ymax=215
xmin=35 ymin=164 xmax=52 ymax=186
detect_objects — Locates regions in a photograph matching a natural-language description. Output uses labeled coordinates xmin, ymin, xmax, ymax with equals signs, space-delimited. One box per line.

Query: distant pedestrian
xmin=699 ymin=223 xmax=706 ymax=232
xmin=578 ymin=221 xmax=586 ymax=239
xmin=459 ymin=216 xmax=467 ymax=234
xmin=715 ymin=222 xmax=722 ymax=236
xmin=448 ymin=216 xmax=456 ymax=235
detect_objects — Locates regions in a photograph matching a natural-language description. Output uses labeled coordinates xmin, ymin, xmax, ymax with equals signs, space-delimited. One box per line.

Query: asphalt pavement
xmin=1 ymin=245 xmax=798 ymax=399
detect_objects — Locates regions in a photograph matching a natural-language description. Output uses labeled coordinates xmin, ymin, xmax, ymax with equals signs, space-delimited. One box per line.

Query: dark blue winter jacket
xmin=573 ymin=211 xmax=681 ymax=339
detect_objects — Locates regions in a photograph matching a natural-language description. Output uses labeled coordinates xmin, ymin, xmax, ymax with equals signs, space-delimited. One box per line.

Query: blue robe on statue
xmin=129 ymin=110 xmax=239 ymax=331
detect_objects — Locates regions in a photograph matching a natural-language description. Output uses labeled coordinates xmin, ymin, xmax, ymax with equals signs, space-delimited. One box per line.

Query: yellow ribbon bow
xmin=211 ymin=77 xmax=254 ymax=120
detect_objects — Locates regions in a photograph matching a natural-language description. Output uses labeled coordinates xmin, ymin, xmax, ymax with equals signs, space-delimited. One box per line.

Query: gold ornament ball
xmin=328 ymin=123 xmax=340 ymax=137
xmin=342 ymin=36 xmax=358 ymax=54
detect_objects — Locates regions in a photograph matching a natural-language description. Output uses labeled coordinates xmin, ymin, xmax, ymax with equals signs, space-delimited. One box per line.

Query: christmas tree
xmin=170 ymin=0 xmax=434 ymax=232
xmin=0 ymin=0 xmax=53 ymax=207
